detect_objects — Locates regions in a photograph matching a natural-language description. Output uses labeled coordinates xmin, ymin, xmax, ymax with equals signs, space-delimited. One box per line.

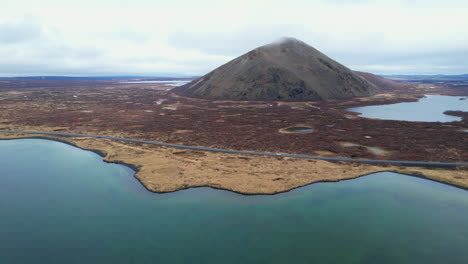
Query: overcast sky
xmin=1 ymin=0 xmax=467 ymax=76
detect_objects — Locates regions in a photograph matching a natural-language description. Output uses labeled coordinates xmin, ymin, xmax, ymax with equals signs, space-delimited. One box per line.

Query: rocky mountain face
xmin=174 ymin=38 xmax=378 ymax=101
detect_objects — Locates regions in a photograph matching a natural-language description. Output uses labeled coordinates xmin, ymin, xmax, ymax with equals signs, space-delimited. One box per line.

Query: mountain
xmin=173 ymin=37 xmax=377 ymax=101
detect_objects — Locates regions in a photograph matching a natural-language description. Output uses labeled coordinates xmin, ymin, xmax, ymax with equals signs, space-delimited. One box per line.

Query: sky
xmin=1 ymin=0 xmax=467 ymax=77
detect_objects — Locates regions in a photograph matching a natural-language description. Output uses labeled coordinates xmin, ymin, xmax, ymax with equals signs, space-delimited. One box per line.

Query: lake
xmin=347 ymin=95 xmax=468 ymax=122
xmin=1 ymin=139 xmax=468 ymax=263
xmin=120 ymin=80 xmax=190 ymax=86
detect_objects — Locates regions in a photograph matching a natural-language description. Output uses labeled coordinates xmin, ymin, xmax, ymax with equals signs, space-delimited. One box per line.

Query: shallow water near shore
xmin=1 ymin=139 xmax=468 ymax=264
xmin=347 ymin=95 xmax=468 ymax=122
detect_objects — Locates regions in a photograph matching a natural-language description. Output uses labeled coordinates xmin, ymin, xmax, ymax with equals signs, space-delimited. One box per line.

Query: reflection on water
xmin=1 ymin=139 xmax=468 ymax=264
xmin=347 ymin=95 xmax=468 ymax=122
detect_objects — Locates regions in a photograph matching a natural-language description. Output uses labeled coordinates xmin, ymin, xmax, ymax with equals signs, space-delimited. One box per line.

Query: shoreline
xmin=176 ymin=170 xmax=468 ymax=195
xmin=1 ymin=135 xmax=466 ymax=195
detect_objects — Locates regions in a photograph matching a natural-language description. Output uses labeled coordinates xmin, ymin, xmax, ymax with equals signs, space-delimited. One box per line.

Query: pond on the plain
xmin=1 ymin=139 xmax=468 ymax=264
xmin=347 ymin=95 xmax=468 ymax=122
xmin=285 ymin=126 xmax=314 ymax=132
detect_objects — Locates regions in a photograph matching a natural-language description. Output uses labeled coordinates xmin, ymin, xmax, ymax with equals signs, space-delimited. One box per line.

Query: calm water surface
xmin=347 ymin=95 xmax=468 ymax=122
xmin=285 ymin=126 xmax=314 ymax=132
xmin=1 ymin=139 xmax=468 ymax=264
xmin=119 ymin=80 xmax=190 ymax=86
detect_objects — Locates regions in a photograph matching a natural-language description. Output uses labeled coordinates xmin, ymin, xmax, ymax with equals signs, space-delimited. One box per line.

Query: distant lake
xmin=120 ymin=80 xmax=190 ymax=86
xmin=347 ymin=95 xmax=468 ymax=122
xmin=1 ymin=139 xmax=468 ymax=263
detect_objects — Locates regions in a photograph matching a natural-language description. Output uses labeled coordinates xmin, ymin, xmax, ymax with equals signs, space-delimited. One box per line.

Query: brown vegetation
xmin=0 ymin=79 xmax=467 ymax=163
xmin=0 ymin=78 xmax=467 ymax=192
xmin=444 ymin=110 xmax=468 ymax=122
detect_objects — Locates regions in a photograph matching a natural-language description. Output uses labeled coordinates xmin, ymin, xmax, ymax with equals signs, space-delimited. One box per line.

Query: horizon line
xmin=1 ymin=73 xmax=468 ymax=79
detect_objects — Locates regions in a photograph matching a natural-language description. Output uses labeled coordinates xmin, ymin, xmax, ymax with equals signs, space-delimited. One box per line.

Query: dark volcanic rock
xmin=174 ymin=37 xmax=377 ymax=101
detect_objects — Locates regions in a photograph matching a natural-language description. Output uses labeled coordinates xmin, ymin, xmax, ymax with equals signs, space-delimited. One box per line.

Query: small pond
xmin=285 ymin=126 xmax=314 ymax=132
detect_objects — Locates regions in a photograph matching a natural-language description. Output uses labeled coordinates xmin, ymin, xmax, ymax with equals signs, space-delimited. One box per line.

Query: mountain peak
xmin=276 ymin=37 xmax=302 ymax=44
xmin=267 ymin=37 xmax=307 ymax=48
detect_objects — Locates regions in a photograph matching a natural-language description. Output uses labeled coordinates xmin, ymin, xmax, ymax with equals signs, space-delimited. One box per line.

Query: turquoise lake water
xmin=347 ymin=95 xmax=468 ymax=122
xmin=1 ymin=139 xmax=468 ymax=263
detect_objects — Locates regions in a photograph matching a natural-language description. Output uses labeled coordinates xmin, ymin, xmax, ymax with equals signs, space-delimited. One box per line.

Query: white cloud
xmin=0 ymin=0 xmax=467 ymax=76
xmin=0 ymin=16 xmax=43 ymax=44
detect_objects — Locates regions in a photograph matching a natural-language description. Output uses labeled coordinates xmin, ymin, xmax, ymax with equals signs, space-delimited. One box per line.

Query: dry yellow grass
xmin=314 ymin=150 xmax=336 ymax=156
xmin=1 ymin=133 xmax=466 ymax=194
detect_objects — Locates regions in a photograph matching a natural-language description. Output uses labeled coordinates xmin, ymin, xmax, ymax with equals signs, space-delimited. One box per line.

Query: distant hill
xmin=383 ymin=74 xmax=468 ymax=82
xmin=353 ymin=71 xmax=412 ymax=90
xmin=174 ymin=37 xmax=378 ymax=101
xmin=0 ymin=76 xmax=192 ymax=80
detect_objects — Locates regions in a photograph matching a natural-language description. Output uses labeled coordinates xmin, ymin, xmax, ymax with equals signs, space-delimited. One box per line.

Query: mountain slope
xmin=353 ymin=71 xmax=410 ymax=91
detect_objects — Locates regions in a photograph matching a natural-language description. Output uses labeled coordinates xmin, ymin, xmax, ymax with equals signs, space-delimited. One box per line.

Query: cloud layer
xmin=1 ymin=0 xmax=467 ymax=76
